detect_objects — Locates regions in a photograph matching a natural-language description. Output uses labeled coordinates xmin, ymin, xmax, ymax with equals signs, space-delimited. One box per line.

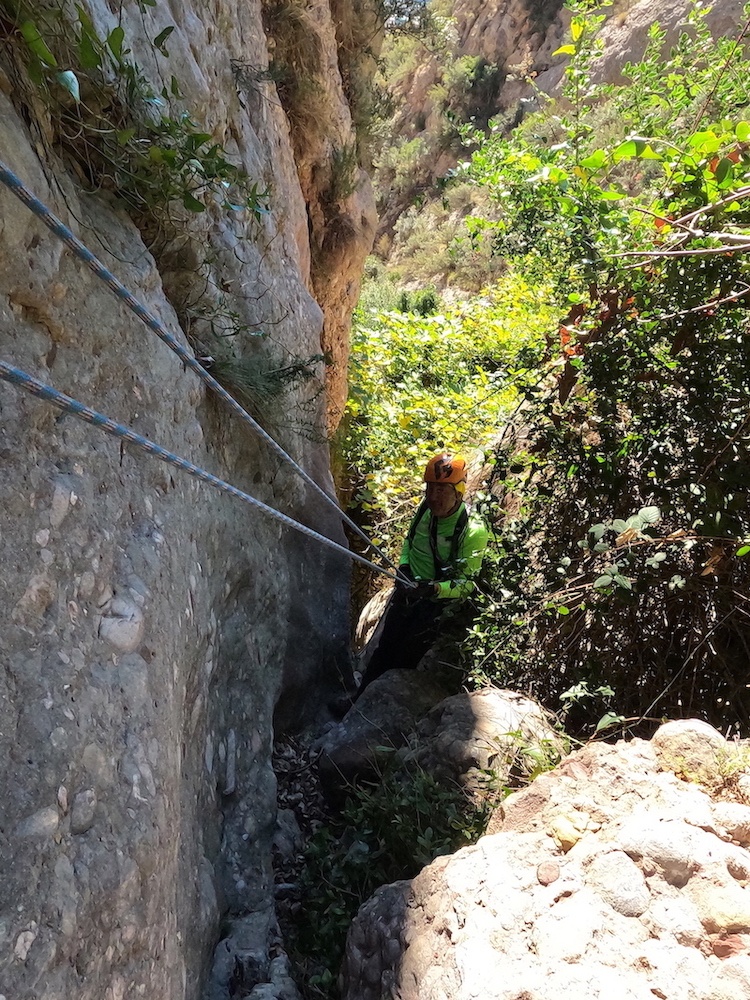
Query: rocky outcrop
xmin=316 ymin=681 xmax=559 ymax=804
xmin=446 ymin=0 xmax=745 ymax=114
xmin=262 ymin=0 xmax=380 ymax=427
xmin=316 ymin=670 xmax=455 ymax=801
xmin=0 ymin=0 xmax=374 ymax=997
xmin=341 ymin=719 xmax=750 ymax=1000
xmin=403 ymin=687 xmax=563 ymax=794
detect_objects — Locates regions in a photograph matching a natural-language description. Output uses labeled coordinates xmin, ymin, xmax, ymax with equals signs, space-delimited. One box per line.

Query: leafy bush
xmin=457 ymin=0 xmax=750 ymax=736
xmin=388 ymin=181 xmax=505 ymax=289
xmin=356 ymin=256 xmax=404 ymax=311
xmin=376 ymin=135 xmax=429 ymax=189
xmin=341 ymin=273 xmax=555 ymax=553
xmin=1 ymin=0 xmax=268 ymax=234
xmin=432 ymin=54 xmax=504 ymax=129
xmin=292 ymin=753 xmax=500 ymax=997
xmin=209 ymin=352 xmax=325 ymax=414
xmin=395 ymin=286 xmax=440 ymax=314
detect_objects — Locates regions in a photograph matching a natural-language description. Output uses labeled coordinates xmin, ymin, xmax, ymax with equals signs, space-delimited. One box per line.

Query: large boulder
xmin=317 ymin=682 xmax=560 ymax=807
xmin=316 ymin=670 xmax=454 ymax=802
xmin=403 ymin=688 xmax=563 ymax=795
xmin=341 ymin=720 xmax=750 ymax=1000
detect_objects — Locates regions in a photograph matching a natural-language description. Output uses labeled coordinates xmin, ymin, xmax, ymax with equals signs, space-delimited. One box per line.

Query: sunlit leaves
xmin=346 ymin=277 xmax=554 ymax=551
xmin=20 ymin=20 xmax=57 ymax=66
xmin=8 ymin=2 xmax=270 ymax=225
xmin=153 ymin=25 xmax=175 ymax=56
xmin=596 ymin=712 xmax=626 ymax=733
xmin=454 ymin=1 xmax=750 ymax=736
xmin=106 ymin=25 xmax=125 ymax=62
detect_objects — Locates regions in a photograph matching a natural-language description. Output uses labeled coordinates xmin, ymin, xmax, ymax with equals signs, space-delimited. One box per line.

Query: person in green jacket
xmin=358 ymin=453 xmax=489 ymax=693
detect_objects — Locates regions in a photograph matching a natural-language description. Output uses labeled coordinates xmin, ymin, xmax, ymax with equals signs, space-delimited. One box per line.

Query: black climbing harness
xmin=406 ymin=500 xmax=470 ymax=582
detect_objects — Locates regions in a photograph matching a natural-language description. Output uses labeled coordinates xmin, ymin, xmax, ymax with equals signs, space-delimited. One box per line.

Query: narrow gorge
xmin=1 ymin=1 xmax=749 ymax=999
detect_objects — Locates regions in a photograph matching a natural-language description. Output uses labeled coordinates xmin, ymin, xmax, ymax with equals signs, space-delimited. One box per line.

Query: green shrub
xmin=292 ymin=753 xmax=500 ymax=996
xmin=342 ymin=273 xmax=555 ymax=552
xmin=345 ymin=0 xmax=750 ymax=737
xmin=356 ymin=258 xmax=404 ymax=311
xmin=208 ymin=352 xmax=325 ymax=413
xmin=412 ymin=287 xmax=439 ymax=315
xmin=2 ymin=0 xmax=268 ymax=234
xmin=455 ymin=0 xmax=750 ymax=736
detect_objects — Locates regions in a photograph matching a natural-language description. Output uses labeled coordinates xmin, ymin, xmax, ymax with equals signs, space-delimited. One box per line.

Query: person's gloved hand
xmin=395 ymin=565 xmax=414 ymax=591
xmin=410 ymin=581 xmax=438 ymax=601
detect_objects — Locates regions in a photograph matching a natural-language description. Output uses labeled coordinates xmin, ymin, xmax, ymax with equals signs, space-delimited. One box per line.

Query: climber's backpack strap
xmin=406 ymin=498 xmax=430 ymax=546
xmin=429 ymin=506 xmax=469 ymax=581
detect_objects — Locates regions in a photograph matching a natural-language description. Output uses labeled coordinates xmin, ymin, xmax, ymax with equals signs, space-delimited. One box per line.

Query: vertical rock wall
xmin=0 ymin=0 xmax=374 ymax=996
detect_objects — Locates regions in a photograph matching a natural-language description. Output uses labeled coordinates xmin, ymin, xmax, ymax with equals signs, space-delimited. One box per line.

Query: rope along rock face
xmin=0 ymin=362 xmax=404 ymax=583
xmin=0 ymin=159 xmax=406 ymax=581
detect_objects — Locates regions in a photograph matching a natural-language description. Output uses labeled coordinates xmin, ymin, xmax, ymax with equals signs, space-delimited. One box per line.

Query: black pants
xmin=358 ymin=589 xmax=443 ymax=693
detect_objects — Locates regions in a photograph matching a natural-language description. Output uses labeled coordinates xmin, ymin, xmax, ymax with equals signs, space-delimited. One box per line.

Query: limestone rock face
xmin=341 ymin=720 xmax=750 ymax=1000
xmin=0 ymin=0 xmax=371 ymax=996
xmin=447 ymin=0 xmax=745 ymax=110
xmin=261 ymin=0 xmax=380 ymax=428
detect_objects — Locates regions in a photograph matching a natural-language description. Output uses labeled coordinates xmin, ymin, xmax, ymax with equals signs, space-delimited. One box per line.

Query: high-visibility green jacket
xmin=399 ymin=501 xmax=489 ymax=599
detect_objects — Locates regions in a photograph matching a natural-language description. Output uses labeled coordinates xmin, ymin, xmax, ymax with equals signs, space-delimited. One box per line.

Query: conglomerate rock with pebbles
xmin=341 ymin=719 xmax=750 ymax=1000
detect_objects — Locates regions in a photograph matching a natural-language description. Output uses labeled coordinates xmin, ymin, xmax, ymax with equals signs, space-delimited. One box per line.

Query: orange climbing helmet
xmin=424 ymin=453 xmax=467 ymax=494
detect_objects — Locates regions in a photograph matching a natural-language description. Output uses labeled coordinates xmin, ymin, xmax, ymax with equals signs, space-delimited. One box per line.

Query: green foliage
xmin=430 ymin=54 xmax=503 ymax=133
xmin=716 ymin=741 xmax=750 ymax=788
xmin=357 ymin=256 xmax=404 ymax=311
xmin=327 ymin=143 xmax=360 ymax=204
xmin=457 ymin=0 xmax=750 ymax=735
xmin=381 ymin=32 xmax=423 ymax=85
xmin=378 ymin=0 xmax=435 ymax=35
xmin=209 ymin=353 xmax=325 ymax=413
xmin=342 ymin=273 xmax=555 ymax=552
xmin=388 ymin=181 xmax=505 ymax=289
xmin=293 ymin=753 xmax=500 ymax=996
xmin=376 ymin=135 xmax=429 ymax=189
xmin=466 ymin=1 xmax=750 ymax=289
xmin=372 ymin=1 xmax=505 ymax=253
xmin=1 ymin=0 xmax=268 ymax=232
xmin=395 ymin=286 xmax=440 ymax=315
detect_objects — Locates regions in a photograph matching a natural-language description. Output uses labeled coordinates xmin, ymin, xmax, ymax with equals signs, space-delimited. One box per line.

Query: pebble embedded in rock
xmin=652 ymin=719 xmax=726 ymax=786
xmin=49 ymin=483 xmax=71 ymax=527
xmin=548 ymin=810 xmax=591 ymax=852
xmin=14 ymin=923 xmax=38 ymax=961
xmin=586 ymin=850 xmax=650 ymax=917
xmin=537 ymin=861 xmax=560 ymax=885
xmin=712 ymin=933 xmax=750 ymax=958
xmin=70 ymin=788 xmax=97 ymax=835
xmin=14 ymin=805 xmax=59 ymax=838
xmin=98 ymin=595 xmax=145 ymax=652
